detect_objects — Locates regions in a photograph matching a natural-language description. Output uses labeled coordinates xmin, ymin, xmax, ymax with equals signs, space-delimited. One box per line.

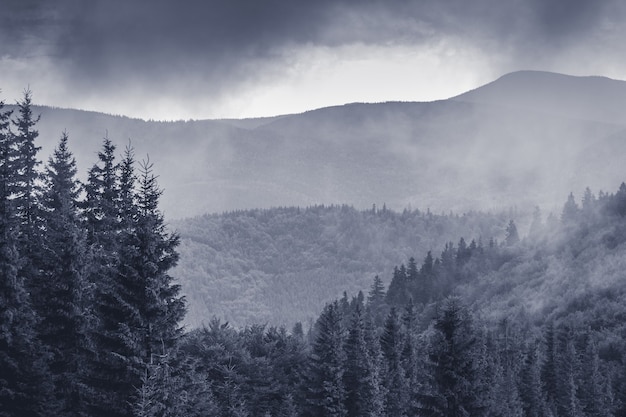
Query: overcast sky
xmin=1 ymin=0 xmax=625 ymax=120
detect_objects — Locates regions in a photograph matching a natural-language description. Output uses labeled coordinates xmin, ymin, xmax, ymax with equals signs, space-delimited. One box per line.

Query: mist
xmin=9 ymin=70 xmax=626 ymax=220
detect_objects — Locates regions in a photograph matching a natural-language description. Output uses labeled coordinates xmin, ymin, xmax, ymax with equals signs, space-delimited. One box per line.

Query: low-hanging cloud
xmin=2 ymin=0 xmax=625 ymax=118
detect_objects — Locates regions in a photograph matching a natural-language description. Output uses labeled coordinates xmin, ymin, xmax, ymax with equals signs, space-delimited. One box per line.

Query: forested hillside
xmin=147 ymin=182 xmax=626 ymax=417
xmin=172 ymin=205 xmax=519 ymax=327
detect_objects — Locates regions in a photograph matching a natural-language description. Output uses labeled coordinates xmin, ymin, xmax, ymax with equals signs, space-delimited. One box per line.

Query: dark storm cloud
xmin=2 ymin=0 xmax=624 ymax=101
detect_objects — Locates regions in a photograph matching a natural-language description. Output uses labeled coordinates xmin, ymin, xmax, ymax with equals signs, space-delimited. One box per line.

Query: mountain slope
xmin=9 ymin=70 xmax=626 ymax=219
xmin=172 ymin=205 xmax=515 ymax=327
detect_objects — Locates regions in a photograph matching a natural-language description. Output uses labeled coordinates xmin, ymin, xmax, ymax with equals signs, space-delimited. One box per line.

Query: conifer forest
xmin=2 ymin=88 xmax=626 ymax=417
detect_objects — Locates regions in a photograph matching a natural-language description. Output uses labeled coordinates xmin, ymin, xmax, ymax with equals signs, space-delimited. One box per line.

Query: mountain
xmin=454 ymin=70 xmax=626 ymax=125
xmin=12 ymin=70 xmax=626 ymax=219
xmin=8 ymin=71 xmax=626 ymax=326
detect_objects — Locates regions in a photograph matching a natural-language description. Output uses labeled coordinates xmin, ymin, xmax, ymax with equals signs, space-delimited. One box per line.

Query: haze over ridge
xmin=4 ymin=70 xmax=626 ymax=218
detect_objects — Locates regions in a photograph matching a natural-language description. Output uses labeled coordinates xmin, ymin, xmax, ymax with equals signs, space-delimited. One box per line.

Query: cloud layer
xmin=2 ymin=0 xmax=625 ymax=119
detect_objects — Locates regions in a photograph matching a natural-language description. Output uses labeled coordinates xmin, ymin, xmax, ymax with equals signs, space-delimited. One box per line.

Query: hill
xmin=172 ymin=204 xmax=521 ymax=327
xmin=7 ymin=70 xmax=626 ymax=219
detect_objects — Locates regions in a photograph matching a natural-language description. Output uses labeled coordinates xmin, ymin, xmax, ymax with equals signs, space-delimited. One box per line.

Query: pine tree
xmin=84 ymin=136 xmax=119 ymax=248
xmin=84 ymin=138 xmax=131 ymax=417
xmin=343 ymin=304 xmax=384 ymax=417
xmin=488 ymin=323 xmax=524 ymax=417
xmin=386 ymin=265 xmax=408 ymax=306
xmin=456 ymin=237 xmax=470 ymax=265
xmin=11 ymin=89 xmax=42 ymax=246
xmin=366 ymin=275 xmax=387 ymax=327
xmin=518 ymin=341 xmax=546 ymax=417
xmin=555 ymin=331 xmax=583 ymax=417
xmin=380 ymin=308 xmax=408 ymax=416
xmin=541 ymin=322 xmax=559 ymax=414
xmin=10 ymin=90 xmax=44 ymax=338
xmin=38 ymin=132 xmax=95 ymax=416
xmin=306 ymin=301 xmax=347 ymax=417
xmin=400 ymin=300 xmax=421 ymax=416
xmin=419 ymin=297 xmax=483 ymax=417
xmin=579 ymin=338 xmax=614 ymax=417
xmin=505 ymin=220 xmax=520 ymax=246
xmin=134 ymin=157 xmax=186 ymax=361
xmin=407 ymin=257 xmax=418 ymax=281
xmin=561 ymin=192 xmax=580 ymax=225
xmin=0 ymin=96 xmax=50 ymax=416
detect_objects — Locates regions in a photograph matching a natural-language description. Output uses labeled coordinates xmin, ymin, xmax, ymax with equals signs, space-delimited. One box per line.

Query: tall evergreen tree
xmin=84 ymin=136 xmax=119 ymax=247
xmin=366 ymin=275 xmax=387 ymax=327
xmin=10 ymin=90 xmax=44 ymax=329
xmin=11 ymin=89 xmax=42 ymax=242
xmin=579 ymin=338 xmax=614 ymax=417
xmin=39 ymin=132 xmax=94 ymax=416
xmin=386 ymin=265 xmax=408 ymax=306
xmin=343 ymin=304 xmax=384 ymax=417
xmin=0 ymin=96 xmax=50 ymax=417
xmin=84 ymin=138 xmax=129 ymax=417
xmin=306 ymin=301 xmax=347 ymax=417
xmin=541 ymin=322 xmax=559 ymax=415
xmin=134 ymin=157 xmax=186 ymax=360
xmin=518 ymin=341 xmax=546 ymax=417
xmin=380 ymin=308 xmax=408 ymax=417
xmin=561 ymin=192 xmax=580 ymax=225
xmin=419 ymin=297 xmax=483 ymax=417
xmin=505 ymin=220 xmax=520 ymax=246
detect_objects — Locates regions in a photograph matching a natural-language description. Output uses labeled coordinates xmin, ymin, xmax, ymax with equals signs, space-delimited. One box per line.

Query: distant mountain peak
xmin=452 ymin=70 xmax=626 ymax=125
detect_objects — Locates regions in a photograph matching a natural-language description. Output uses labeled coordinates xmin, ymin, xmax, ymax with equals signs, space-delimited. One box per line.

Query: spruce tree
xmin=11 ymin=89 xmax=42 ymax=244
xmin=306 ymin=301 xmax=347 ymax=417
xmin=419 ymin=297 xmax=483 ymax=417
xmin=0 ymin=96 xmax=50 ymax=416
xmin=10 ymin=90 xmax=44 ymax=331
xmin=380 ymin=308 xmax=408 ymax=416
xmin=343 ymin=304 xmax=384 ymax=417
xmin=366 ymin=275 xmax=387 ymax=327
xmin=518 ymin=341 xmax=546 ymax=417
xmin=84 ymin=138 xmax=130 ymax=417
xmin=541 ymin=322 xmax=559 ymax=415
xmin=505 ymin=220 xmax=520 ymax=246
xmin=39 ymin=132 xmax=94 ymax=416
xmin=134 ymin=157 xmax=186 ymax=360
xmin=579 ymin=338 xmax=614 ymax=417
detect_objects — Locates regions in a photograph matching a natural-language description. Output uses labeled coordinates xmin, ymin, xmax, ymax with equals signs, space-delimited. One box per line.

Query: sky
xmin=1 ymin=0 xmax=626 ymax=121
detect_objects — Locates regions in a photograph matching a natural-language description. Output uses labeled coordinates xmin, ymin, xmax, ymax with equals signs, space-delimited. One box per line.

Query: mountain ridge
xmin=3 ymin=70 xmax=626 ymax=218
